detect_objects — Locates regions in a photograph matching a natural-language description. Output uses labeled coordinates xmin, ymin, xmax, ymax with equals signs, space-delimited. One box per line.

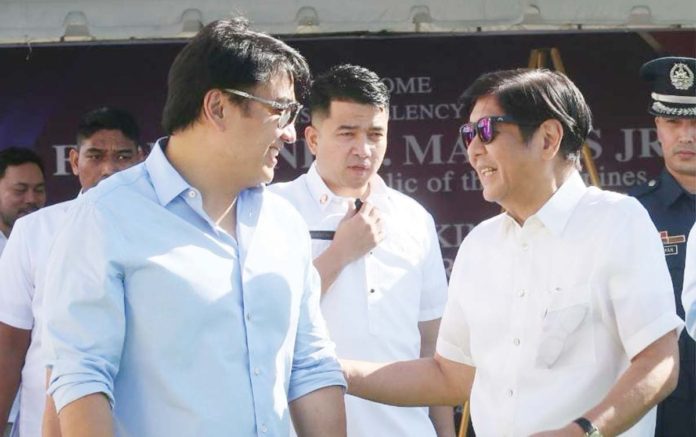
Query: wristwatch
xmin=573 ymin=417 xmax=603 ymax=437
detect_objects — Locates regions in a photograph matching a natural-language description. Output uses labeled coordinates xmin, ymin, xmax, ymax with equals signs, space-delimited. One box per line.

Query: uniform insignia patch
xmin=670 ymin=62 xmax=695 ymax=90
xmin=660 ymin=231 xmax=686 ymax=256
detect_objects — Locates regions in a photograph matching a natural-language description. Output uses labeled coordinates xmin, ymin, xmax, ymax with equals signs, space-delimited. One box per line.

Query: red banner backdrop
xmin=1 ymin=30 xmax=694 ymax=272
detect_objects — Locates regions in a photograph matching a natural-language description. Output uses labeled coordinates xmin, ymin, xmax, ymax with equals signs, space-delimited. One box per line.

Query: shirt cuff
xmin=0 ymin=310 xmax=33 ymax=330
xmin=48 ymin=362 xmax=116 ymax=413
xmin=418 ymin=304 xmax=446 ymax=322
xmin=436 ymin=338 xmax=475 ymax=367
xmin=623 ymin=312 xmax=684 ymax=360
xmin=288 ymin=367 xmax=346 ymax=402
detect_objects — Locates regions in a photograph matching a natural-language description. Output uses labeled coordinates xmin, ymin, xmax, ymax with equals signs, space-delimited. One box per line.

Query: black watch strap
xmin=574 ymin=417 xmax=601 ymax=436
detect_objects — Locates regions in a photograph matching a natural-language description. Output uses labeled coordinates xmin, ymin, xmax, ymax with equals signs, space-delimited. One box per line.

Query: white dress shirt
xmin=681 ymin=223 xmax=696 ymax=340
xmin=271 ymin=163 xmax=448 ymax=437
xmin=0 ymin=199 xmax=75 ymax=437
xmin=437 ymin=171 xmax=682 ymax=437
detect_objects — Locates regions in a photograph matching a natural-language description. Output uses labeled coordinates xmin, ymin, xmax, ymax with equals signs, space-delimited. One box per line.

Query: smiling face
xmin=305 ymin=100 xmax=388 ymax=198
xmin=223 ymin=72 xmax=299 ymax=187
xmin=466 ymin=94 xmax=558 ymax=221
xmin=0 ymin=162 xmax=45 ymax=235
xmin=655 ymin=116 xmax=696 ymax=190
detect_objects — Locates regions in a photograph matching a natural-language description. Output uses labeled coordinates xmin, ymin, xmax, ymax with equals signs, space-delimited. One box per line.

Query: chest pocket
xmin=535 ymin=284 xmax=596 ymax=369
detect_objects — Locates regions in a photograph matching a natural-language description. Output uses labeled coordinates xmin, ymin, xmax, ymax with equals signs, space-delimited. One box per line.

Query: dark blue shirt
xmin=630 ymin=169 xmax=696 ymax=316
xmin=629 ymin=168 xmax=696 ymax=437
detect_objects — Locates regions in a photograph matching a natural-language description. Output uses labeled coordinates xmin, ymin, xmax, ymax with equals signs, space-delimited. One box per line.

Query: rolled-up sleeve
xmin=43 ymin=199 xmax=126 ymax=412
xmin=288 ymin=243 xmax=345 ymax=402
xmin=605 ymin=199 xmax=683 ymax=359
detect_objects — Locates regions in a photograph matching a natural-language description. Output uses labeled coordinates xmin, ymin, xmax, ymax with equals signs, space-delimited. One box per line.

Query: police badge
xmin=670 ymin=62 xmax=694 ymax=90
xmin=641 ymin=56 xmax=696 ymax=118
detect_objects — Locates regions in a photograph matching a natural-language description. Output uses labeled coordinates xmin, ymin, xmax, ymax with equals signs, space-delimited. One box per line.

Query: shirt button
xmin=187 ymin=190 xmax=196 ymax=198
xmin=369 ymin=288 xmax=375 ymax=294
xmin=261 ymin=424 xmax=268 ymax=433
xmin=319 ymin=194 xmax=328 ymax=204
xmin=507 ymin=389 xmax=514 ymax=397
xmin=246 ymin=313 xmax=251 ymax=321
xmin=513 ymin=338 xmax=521 ymax=346
xmin=254 ymin=367 xmax=261 ymax=375
xmin=520 ymin=242 xmax=529 ymax=251
xmin=518 ymin=289 xmax=526 ymax=297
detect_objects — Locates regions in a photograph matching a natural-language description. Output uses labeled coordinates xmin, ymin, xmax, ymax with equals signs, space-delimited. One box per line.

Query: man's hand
xmin=313 ymin=201 xmax=385 ymax=293
xmin=331 ymin=201 xmax=384 ymax=264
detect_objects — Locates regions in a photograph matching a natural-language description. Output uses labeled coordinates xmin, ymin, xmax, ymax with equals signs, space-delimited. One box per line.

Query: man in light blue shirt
xmin=42 ymin=18 xmax=346 ymax=437
xmin=0 ymin=107 xmax=142 ymax=437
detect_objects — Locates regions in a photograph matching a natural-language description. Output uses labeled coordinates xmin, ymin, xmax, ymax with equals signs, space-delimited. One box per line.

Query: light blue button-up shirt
xmin=43 ymin=140 xmax=345 ymax=437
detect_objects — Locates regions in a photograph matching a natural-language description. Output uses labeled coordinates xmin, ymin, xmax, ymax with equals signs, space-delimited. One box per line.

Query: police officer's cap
xmin=640 ymin=56 xmax=696 ymax=119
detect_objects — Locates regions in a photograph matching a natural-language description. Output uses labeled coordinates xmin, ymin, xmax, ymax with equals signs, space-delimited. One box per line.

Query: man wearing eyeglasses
xmin=0 ymin=107 xmax=143 ymax=437
xmin=271 ymin=64 xmax=453 ymax=437
xmin=628 ymin=56 xmax=696 ymax=437
xmin=41 ymin=19 xmax=346 ymax=437
xmin=343 ymin=69 xmax=681 ymax=437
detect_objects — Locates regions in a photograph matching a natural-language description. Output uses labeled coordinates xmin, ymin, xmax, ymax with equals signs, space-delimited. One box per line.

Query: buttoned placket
xmin=365 ymin=241 xmax=379 ymax=332
xmin=500 ymin=221 xmax=536 ymax=434
xmin=235 ymin=194 xmax=273 ymax=436
xmin=363 ymin=197 xmax=392 ymax=335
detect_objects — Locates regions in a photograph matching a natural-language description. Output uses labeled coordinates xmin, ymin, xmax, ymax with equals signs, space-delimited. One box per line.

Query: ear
xmin=305 ymin=124 xmax=320 ymax=156
xmin=538 ymin=119 xmax=563 ymax=161
xmin=201 ymin=89 xmax=227 ymax=131
xmin=69 ymin=148 xmax=80 ymax=176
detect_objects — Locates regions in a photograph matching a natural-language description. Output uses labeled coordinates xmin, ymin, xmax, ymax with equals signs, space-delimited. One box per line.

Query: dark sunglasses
xmin=459 ymin=115 xmax=520 ymax=148
xmin=223 ymin=88 xmax=303 ymax=129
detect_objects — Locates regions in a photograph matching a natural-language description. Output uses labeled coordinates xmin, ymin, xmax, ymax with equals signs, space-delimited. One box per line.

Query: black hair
xmin=309 ymin=64 xmax=390 ymax=117
xmin=76 ymin=107 xmax=141 ymax=148
xmin=162 ymin=17 xmax=310 ymax=134
xmin=460 ymin=69 xmax=592 ymax=161
xmin=0 ymin=147 xmax=45 ymax=178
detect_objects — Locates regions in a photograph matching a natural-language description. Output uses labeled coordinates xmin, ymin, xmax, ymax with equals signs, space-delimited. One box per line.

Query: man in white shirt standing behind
xmin=271 ymin=64 xmax=454 ymax=437
xmin=0 ymin=147 xmax=46 ymax=255
xmin=0 ymin=147 xmax=46 ymax=437
xmin=0 ymin=107 xmax=142 ymax=437
xmin=343 ymin=68 xmax=682 ymax=437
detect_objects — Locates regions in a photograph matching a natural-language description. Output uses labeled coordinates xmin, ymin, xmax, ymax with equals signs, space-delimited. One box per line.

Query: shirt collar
xmin=305 ymin=162 xmax=392 ymax=212
xmin=657 ymin=168 xmax=690 ymax=207
xmin=516 ymin=170 xmax=588 ymax=237
xmin=144 ymin=138 xmax=192 ymax=207
xmin=503 ymin=171 xmax=588 ymax=236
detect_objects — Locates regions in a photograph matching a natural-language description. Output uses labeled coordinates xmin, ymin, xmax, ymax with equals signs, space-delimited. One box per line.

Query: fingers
xmin=342 ymin=199 xmax=358 ymax=220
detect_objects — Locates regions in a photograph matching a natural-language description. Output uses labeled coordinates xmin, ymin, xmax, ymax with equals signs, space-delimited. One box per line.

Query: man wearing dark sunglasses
xmin=41 ymin=18 xmax=346 ymax=437
xmin=629 ymin=56 xmax=696 ymax=437
xmin=343 ymin=68 xmax=681 ymax=437
xmin=271 ymin=64 xmax=453 ymax=437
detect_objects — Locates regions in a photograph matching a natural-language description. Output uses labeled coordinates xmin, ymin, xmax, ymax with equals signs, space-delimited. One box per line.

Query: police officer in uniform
xmin=630 ymin=56 xmax=696 ymax=437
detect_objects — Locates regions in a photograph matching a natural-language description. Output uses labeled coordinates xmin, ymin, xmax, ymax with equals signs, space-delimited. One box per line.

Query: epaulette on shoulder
xmin=627 ymin=179 xmax=660 ymax=198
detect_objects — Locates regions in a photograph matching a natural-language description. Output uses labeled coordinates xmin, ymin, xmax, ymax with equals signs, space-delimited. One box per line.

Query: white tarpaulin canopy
xmin=0 ymin=0 xmax=694 ymax=44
